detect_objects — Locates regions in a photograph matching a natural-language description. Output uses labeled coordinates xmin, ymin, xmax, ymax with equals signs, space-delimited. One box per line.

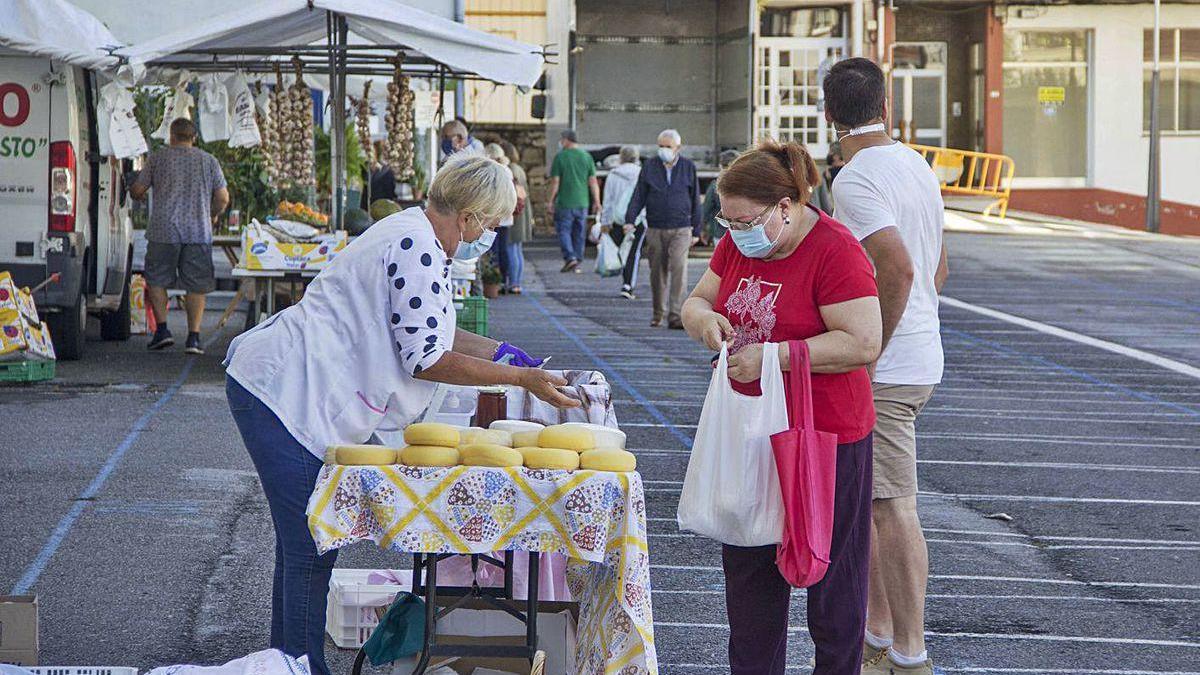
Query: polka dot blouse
xmin=385 ymin=233 xmax=452 ymax=377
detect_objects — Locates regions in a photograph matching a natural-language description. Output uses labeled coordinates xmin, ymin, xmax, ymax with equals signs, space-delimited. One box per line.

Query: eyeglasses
xmin=715 ymin=203 xmax=777 ymax=232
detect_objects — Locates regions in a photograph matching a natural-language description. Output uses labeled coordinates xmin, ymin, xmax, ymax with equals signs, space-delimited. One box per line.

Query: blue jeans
xmin=490 ymin=226 xmax=510 ymax=284
xmin=505 ymin=242 xmax=524 ymax=288
xmin=226 ymin=376 xmax=338 ymax=675
xmin=554 ymin=207 xmax=587 ymax=262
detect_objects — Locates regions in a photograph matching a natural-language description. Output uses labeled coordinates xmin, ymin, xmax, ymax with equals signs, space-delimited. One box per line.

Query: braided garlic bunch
xmin=385 ymin=71 xmax=415 ymax=180
xmin=355 ymin=81 xmax=376 ymax=167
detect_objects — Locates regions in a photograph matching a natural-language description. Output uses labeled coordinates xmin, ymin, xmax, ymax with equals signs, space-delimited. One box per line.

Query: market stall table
xmin=307 ymin=464 xmax=658 ymax=675
xmin=232 ymin=267 xmax=319 ymax=328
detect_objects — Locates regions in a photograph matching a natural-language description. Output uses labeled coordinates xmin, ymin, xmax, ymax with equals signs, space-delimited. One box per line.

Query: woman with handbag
xmin=680 ymin=140 xmax=882 ymax=674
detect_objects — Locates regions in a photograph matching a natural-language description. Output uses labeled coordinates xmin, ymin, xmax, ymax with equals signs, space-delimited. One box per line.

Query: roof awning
xmin=0 ymin=0 xmax=123 ymax=69
xmin=113 ymin=0 xmax=545 ymax=87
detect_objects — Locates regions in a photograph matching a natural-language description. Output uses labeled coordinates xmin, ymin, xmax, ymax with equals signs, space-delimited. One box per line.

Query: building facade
xmin=467 ymin=0 xmax=1199 ymax=233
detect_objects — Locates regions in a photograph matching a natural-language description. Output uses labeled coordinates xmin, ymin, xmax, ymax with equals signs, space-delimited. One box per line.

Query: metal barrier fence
xmin=906 ymin=143 xmax=1015 ymax=218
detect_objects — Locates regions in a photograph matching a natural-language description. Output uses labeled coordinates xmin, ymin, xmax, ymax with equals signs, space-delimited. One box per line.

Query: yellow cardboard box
xmin=0 ymin=311 xmax=53 ymax=361
xmin=240 ymin=220 xmax=348 ymax=271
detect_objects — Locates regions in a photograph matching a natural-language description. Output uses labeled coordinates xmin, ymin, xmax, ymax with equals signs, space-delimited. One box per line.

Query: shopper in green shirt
xmin=547 ymin=129 xmax=601 ymax=272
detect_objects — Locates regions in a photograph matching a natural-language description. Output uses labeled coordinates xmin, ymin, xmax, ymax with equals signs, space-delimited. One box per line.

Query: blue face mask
xmin=453 ymin=224 xmax=497 ymax=261
xmin=728 ymin=206 xmax=781 ymax=258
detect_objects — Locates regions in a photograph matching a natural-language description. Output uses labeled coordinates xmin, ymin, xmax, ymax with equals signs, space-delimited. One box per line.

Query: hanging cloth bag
xmin=770 ymin=340 xmax=839 ymax=587
xmin=152 ymin=73 xmax=195 ymax=142
xmin=198 ymin=73 xmax=231 ymax=142
xmin=226 ymin=72 xmax=261 ymax=148
xmin=677 ymin=342 xmax=790 ymax=546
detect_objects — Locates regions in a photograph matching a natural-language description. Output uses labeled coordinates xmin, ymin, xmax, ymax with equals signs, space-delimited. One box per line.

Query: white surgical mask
xmin=453 ymin=217 xmax=498 ymax=260
xmin=835 ymin=122 xmax=887 ymax=141
xmin=657 ymin=147 xmax=676 ymax=163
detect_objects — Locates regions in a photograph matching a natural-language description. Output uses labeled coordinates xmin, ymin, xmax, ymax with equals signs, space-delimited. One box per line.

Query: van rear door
xmin=0 ymin=56 xmax=52 ymax=268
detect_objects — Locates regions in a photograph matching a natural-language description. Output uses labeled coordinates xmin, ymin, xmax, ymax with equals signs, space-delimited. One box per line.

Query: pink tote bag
xmin=770 ymin=340 xmax=839 ymax=588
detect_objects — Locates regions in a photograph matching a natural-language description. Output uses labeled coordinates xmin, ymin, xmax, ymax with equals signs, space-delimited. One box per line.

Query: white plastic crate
xmin=326 ymin=569 xmax=410 ymax=649
xmin=25 ymin=668 xmax=137 ymax=675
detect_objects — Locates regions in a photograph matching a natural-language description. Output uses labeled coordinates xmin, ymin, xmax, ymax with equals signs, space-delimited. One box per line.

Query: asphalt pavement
xmin=2 ymin=214 xmax=1197 ymax=674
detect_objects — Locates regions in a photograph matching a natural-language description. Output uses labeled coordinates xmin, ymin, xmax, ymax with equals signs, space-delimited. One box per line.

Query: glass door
xmin=755 ymin=37 xmax=847 ymax=157
xmin=891 ymin=42 xmax=948 ymax=146
xmin=1002 ymin=30 xmax=1090 ymax=180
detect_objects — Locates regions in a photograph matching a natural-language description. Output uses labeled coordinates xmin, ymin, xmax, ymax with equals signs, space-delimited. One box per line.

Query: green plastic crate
xmin=0 ymin=359 xmax=55 ymax=383
xmin=454 ymin=295 xmax=488 ymax=337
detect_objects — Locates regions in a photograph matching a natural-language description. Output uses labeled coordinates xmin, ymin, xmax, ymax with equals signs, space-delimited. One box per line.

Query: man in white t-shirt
xmin=825 ymin=57 xmax=949 ymax=675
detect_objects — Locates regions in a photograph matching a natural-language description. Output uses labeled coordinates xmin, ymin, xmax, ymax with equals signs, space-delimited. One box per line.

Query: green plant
xmin=481 ymin=263 xmax=503 ymax=285
xmin=315 ymin=122 xmax=367 ymax=198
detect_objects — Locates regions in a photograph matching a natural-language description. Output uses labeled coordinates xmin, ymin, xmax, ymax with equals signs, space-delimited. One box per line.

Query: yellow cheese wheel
xmin=511 ymin=430 xmax=542 ymax=448
xmin=460 ymin=443 xmax=523 ymax=467
xmin=333 ymin=445 xmax=399 ymax=466
xmin=399 ymin=445 xmax=461 ymax=468
xmin=579 ymin=449 xmax=637 ymax=472
xmin=538 ymin=425 xmax=595 ymax=452
xmin=520 ymin=447 xmax=580 ymax=471
xmin=404 ymin=422 xmax=461 ymax=448
xmin=460 ymin=428 xmax=513 ymax=447
xmin=323 ymin=447 xmax=339 ymax=464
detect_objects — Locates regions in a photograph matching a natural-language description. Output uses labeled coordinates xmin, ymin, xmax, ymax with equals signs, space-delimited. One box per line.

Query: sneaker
xmin=620 ymin=288 xmax=636 ymax=300
xmin=147 ymin=328 xmax=174 ymax=350
xmin=562 ymin=259 xmax=580 ymax=273
xmin=184 ymin=334 xmax=205 ymax=355
xmin=668 ymin=320 xmax=685 ymax=330
xmin=650 ymin=317 xmax=663 ymax=328
xmin=863 ymin=653 xmax=933 ymax=675
xmin=861 ymin=643 xmax=889 ymax=670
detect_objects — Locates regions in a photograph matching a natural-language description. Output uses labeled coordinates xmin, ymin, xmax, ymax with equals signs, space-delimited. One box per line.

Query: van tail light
xmin=49 ymin=141 xmax=76 ymax=233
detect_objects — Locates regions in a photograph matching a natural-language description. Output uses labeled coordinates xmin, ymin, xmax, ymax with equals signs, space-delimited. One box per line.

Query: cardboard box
xmin=0 ymin=273 xmax=37 ymax=324
xmin=389 ymin=607 xmax=576 ymax=675
xmin=240 ymin=220 xmax=347 ymax=271
xmin=0 ymin=596 xmax=38 ymax=666
xmin=0 ymin=311 xmax=53 ymax=362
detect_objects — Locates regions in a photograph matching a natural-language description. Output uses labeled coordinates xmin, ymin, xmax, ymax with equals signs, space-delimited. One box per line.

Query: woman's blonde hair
xmin=428 ymin=153 xmax=516 ymax=222
xmin=485 ymin=142 xmax=510 ymax=165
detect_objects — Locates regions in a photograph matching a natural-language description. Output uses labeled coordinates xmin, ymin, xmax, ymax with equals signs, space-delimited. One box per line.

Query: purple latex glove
xmin=493 ymin=342 xmax=546 ymax=368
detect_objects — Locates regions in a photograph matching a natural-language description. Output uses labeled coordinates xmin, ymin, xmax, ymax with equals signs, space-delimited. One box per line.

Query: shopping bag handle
xmin=786 ymin=340 xmax=816 ymax=430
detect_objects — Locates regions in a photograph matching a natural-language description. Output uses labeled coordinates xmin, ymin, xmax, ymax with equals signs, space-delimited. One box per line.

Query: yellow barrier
xmin=906 ymin=144 xmax=1015 ymax=218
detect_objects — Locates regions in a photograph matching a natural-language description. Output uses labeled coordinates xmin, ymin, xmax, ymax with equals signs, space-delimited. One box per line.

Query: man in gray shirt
xmin=132 ymin=118 xmax=229 ymax=354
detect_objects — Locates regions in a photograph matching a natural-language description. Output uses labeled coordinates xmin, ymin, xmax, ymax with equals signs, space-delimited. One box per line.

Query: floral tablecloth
xmin=307 ymin=464 xmax=657 ymax=675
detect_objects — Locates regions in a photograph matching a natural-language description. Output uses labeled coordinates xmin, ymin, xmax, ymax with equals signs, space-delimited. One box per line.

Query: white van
xmin=0 ymin=55 xmax=133 ymax=359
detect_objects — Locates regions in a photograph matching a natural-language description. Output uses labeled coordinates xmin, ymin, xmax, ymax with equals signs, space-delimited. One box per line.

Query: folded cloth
xmin=372 ymin=553 xmax=573 ymax=601
xmin=507 ymin=370 xmax=618 ymax=428
xmin=145 ymin=649 xmax=310 ymax=675
xmin=362 ymin=592 xmax=426 ymax=666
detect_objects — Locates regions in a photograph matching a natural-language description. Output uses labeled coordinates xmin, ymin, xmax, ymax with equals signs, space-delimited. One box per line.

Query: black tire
xmin=100 ymin=267 xmax=132 ymax=341
xmin=47 ymin=290 xmax=86 ymax=360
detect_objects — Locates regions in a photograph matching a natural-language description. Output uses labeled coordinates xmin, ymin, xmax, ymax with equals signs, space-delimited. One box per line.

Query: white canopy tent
xmin=0 ymin=0 xmax=123 ymax=69
xmin=112 ymin=0 xmax=547 ymax=228
xmin=116 ymin=0 xmax=543 ymax=88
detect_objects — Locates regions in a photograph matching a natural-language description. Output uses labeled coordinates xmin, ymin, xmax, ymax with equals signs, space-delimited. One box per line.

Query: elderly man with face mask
xmin=624 ymin=129 xmax=703 ymax=329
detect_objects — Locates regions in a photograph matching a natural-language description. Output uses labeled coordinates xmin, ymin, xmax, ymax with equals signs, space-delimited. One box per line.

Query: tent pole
xmin=329 ymin=12 xmax=349 ymax=231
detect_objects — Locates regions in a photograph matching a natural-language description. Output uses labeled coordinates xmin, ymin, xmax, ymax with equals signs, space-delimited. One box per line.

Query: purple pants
xmin=722 ymin=434 xmax=873 ymax=675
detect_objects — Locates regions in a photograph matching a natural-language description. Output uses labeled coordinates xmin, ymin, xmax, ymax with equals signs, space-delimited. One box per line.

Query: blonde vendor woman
xmin=223 ymin=154 xmax=578 ymax=675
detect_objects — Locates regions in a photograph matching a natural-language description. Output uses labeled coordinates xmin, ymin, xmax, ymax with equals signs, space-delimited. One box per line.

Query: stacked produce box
xmin=0 ymin=272 xmax=56 ymax=371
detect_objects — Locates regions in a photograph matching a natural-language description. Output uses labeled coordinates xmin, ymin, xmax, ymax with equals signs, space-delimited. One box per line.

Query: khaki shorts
xmin=871 ymin=383 xmax=936 ymax=500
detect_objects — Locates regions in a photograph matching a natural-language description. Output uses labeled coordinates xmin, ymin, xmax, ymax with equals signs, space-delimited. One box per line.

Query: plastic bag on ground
xmin=677 ymin=342 xmax=789 ymax=546
xmin=145 ymin=649 xmax=310 ymax=675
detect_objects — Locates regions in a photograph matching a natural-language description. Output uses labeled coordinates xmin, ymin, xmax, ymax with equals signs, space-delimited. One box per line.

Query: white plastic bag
xmin=152 ymin=73 xmax=194 ymax=142
xmin=97 ymin=66 xmax=147 ymax=159
xmin=226 ymin=72 xmax=262 ymax=148
xmin=595 ymin=233 xmax=623 ymax=277
xmin=199 ymin=73 xmax=231 ymax=142
xmin=677 ymin=342 xmax=789 ymax=546
xmin=587 ymin=222 xmax=602 ymax=244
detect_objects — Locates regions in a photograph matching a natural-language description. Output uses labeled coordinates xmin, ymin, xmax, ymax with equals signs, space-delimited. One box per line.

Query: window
xmin=759 ymin=7 xmax=843 ymax=39
xmin=1144 ymin=29 xmax=1200 ymax=133
xmin=1003 ymin=30 xmax=1090 ymax=179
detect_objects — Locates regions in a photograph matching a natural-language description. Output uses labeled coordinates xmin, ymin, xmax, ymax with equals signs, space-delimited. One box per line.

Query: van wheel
xmin=48 ymin=291 xmax=86 ymax=360
xmin=100 ymin=268 xmax=132 ymax=341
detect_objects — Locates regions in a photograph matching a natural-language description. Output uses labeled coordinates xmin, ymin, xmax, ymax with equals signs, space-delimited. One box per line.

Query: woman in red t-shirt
xmin=681 ymin=140 xmax=882 ymax=675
